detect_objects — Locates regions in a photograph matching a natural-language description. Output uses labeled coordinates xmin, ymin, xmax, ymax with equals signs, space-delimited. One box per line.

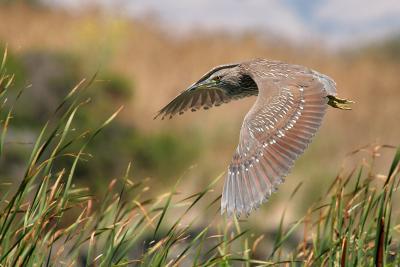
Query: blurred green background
xmin=0 ymin=0 xmax=399 ymax=226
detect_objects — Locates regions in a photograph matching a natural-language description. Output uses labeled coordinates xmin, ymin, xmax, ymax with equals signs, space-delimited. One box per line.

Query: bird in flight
xmin=155 ymin=59 xmax=353 ymax=217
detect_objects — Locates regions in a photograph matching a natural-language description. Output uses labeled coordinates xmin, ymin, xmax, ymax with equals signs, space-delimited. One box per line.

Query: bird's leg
xmin=327 ymin=95 xmax=354 ymax=110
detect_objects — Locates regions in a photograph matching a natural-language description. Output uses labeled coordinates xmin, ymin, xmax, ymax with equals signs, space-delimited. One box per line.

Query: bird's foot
xmin=327 ymin=95 xmax=354 ymax=110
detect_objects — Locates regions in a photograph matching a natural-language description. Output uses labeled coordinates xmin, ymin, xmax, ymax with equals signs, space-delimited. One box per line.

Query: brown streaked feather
xmin=155 ymin=63 xmax=263 ymax=120
xmin=154 ymin=84 xmax=255 ymax=119
xmin=222 ymin=59 xmax=336 ymax=216
xmin=154 ymin=88 xmax=234 ymax=119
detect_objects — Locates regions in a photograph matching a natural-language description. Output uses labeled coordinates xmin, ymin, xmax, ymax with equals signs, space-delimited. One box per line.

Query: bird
xmin=155 ymin=59 xmax=353 ymax=217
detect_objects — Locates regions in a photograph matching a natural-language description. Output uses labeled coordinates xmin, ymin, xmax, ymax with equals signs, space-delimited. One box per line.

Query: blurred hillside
xmin=0 ymin=3 xmax=399 ymax=219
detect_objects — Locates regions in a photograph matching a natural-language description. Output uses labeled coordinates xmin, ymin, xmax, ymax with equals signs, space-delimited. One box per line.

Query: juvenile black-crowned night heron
xmin=155 ymin=59 xmax=353 ymax=216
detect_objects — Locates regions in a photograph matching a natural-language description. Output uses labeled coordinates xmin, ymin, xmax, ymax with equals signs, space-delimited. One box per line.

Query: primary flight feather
xmin=155 ymin=59 xmax=353 ymax=216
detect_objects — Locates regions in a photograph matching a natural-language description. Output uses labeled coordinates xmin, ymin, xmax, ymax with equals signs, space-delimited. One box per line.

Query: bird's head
xmin=187 ymin=64 xmax=257 ymax=93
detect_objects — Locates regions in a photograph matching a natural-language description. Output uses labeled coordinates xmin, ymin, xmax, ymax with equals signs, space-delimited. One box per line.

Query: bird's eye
xmin=212 ymin=76 xmax=221 ymax=82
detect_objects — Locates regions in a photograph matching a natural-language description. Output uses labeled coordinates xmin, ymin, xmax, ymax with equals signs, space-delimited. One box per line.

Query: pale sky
xmin=44 ymin=0 xmax=400 ymax=47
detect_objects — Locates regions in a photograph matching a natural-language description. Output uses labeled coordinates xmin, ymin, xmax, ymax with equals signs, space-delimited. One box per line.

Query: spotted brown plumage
xmin=155 ymin=59 xmax=353 ymax=216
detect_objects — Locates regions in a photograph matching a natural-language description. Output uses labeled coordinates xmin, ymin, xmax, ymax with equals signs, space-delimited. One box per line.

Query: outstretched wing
xmin=154 ymin=88 xmax=234 ymax=120
xmin=155 ymin=63 xmax=247 ymax=120
xmin=221 ymin=60 xmax=336 ymax=216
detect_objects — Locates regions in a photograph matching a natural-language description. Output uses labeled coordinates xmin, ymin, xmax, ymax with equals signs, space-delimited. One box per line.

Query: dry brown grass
xmin=1 ymin=3 xmax=399 ymax=220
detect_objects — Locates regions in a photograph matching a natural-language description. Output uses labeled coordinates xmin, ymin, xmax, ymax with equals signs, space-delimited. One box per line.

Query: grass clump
xmin=0 ymin=49 xmax=399 ymax=266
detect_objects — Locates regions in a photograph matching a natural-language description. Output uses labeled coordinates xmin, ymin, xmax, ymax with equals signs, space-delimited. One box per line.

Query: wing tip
xmin=153 ymin=112 xmax=162 ymax=120
xmin=153 ymin=111 xmax=167 ymax=120
xmin=153 ymin=109 xmax=178 ymax=120
xmin=221 ymin=166 xmax=286 ymax=218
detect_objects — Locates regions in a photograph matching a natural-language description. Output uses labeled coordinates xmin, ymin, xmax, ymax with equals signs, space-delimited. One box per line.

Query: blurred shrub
xmin=0 ymin=0 xmax=42 ymax=6
xmin=356 ymin=34 xmax=400 ymax=63
xmin=98 ymin=72 xmax=133 ymax=100
xmin=130 ymin=131 xmax=201 ymax=181
xmin=1 ymin=48 xmax=202 ymax=191
xmin=376 ymin=35 xmax=400 ymax=62
xmin=14 ymin=51 xmax=82 ymax=124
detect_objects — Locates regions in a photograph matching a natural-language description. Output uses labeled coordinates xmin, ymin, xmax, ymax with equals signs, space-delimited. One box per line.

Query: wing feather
xmin=155 ymin=87 xmax=247 ymax=119
xmin=222 ymin=60 xmax=334 ymax=216
xmin=155 ymin=63 xmax=245 ymax=119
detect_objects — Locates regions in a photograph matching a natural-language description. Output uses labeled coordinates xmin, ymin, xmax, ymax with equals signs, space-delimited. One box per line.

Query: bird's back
xmin=240 ymin=59 xmax=337 ymax=97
